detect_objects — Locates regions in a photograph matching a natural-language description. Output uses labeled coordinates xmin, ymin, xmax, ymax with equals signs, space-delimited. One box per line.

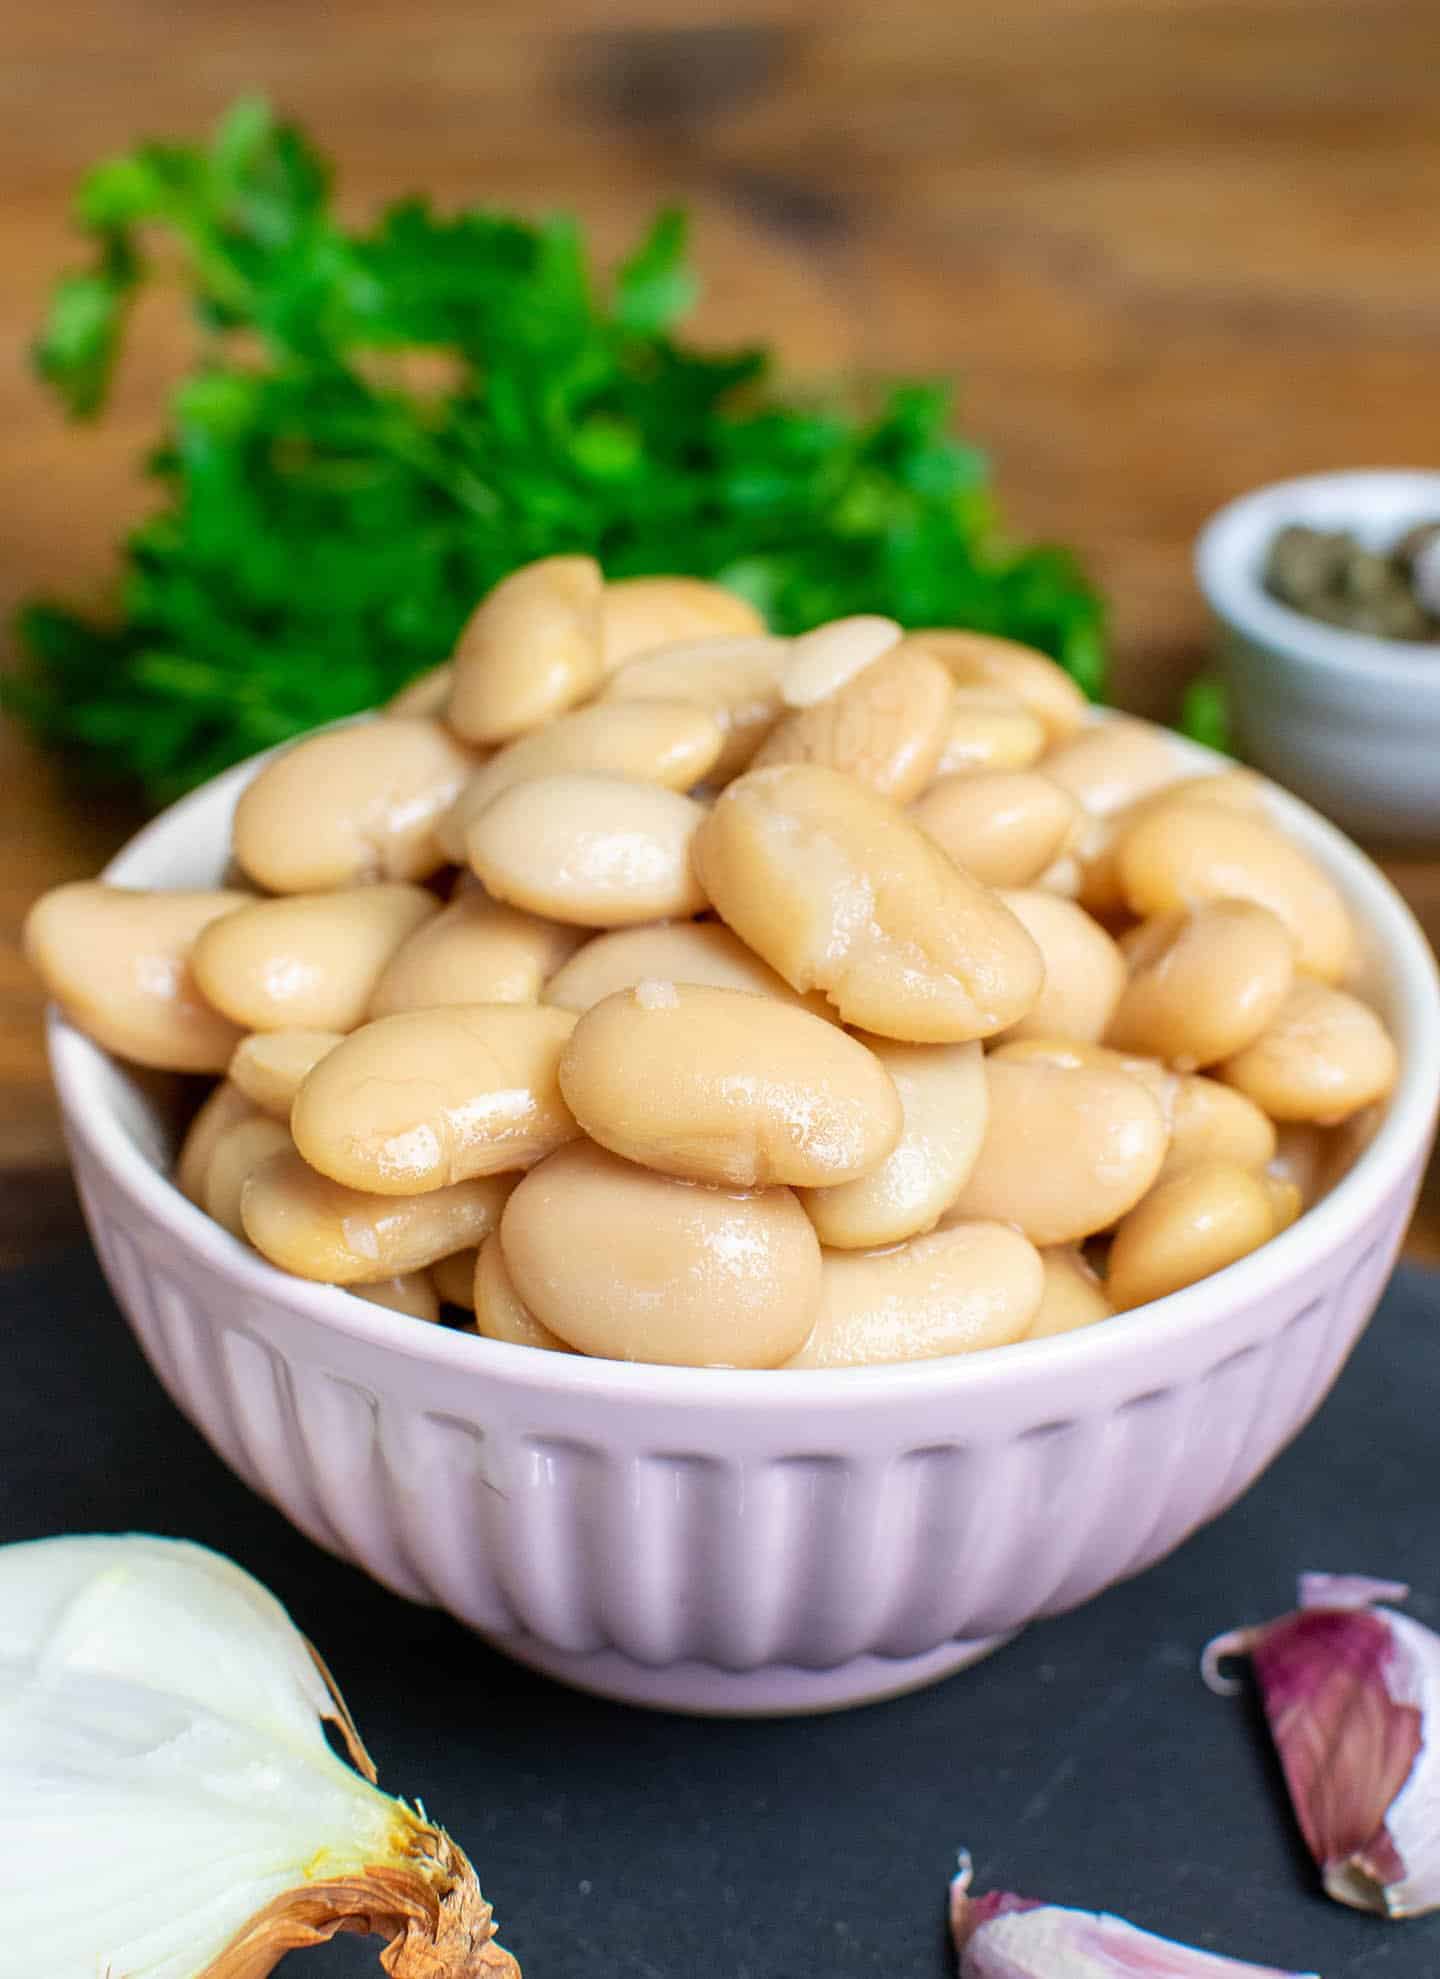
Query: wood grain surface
xmin=4 ymin=0 xmax=1440 ymax=1266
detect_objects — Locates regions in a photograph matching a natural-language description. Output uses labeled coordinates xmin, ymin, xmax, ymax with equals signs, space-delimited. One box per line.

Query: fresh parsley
xmin=9 ymin=98 xmax=1105 ymax=806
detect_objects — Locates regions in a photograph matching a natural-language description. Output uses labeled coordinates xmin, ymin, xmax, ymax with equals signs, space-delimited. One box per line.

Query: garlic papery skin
xmin=949 ymin=1856 xmax=1315 ymax=1978
xmin=1208 ymin=1574 xmax=1440 ymax=1919
xmin=0 ymin=1535 xmax=519 ymax=1979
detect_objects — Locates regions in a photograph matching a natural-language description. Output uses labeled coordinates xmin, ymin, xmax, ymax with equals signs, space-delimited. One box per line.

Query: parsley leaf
xmin=9 ymin=98 xmax=1105 ymax=806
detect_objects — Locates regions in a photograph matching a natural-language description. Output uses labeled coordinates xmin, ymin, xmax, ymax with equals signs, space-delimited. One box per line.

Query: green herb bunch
xmin=10 ymin=98 xmax=1104 ymax=805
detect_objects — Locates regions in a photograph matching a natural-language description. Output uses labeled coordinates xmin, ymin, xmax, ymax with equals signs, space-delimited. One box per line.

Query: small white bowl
xmin=47 ymin=728 xmax=1440 ymax=1715
xmin=1196 ymin=469 xmax=1440 ymax=841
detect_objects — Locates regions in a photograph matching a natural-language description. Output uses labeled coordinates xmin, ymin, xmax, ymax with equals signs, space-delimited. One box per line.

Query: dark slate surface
xmin=4 ymin=1242 xmax=1438 ymax=1977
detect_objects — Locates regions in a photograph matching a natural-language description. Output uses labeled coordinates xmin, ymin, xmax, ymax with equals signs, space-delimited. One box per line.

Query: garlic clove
xmin=0 ymin=1534 xmax=518 ymax=1979
xmin=1207 ymin=1573 xmax=1440 ymax=1919
xmin=949 ymin=1855 xmax=1315 ymax=1977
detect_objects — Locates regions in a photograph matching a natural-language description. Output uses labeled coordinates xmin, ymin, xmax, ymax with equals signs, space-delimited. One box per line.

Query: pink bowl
xmin=47 ymin=730 xmax=1440 ymax=1713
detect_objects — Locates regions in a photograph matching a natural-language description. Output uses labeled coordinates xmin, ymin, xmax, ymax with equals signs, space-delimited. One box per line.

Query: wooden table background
xmin=5 ymin=0 xmax=1440 ymax=1266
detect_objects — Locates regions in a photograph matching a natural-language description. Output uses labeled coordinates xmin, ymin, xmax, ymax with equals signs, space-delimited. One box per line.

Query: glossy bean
xmin=1041 ymin=719 xmax=1190 ymax=818
xmin=780 ymin=616 xmax=902 ymax=708
xmin=467 ymin=773 xmax=708 ymax=926
xmin=241 ymin=1149 xmax=513 ymax=1283
xmin=1108 ymin=900 xmax=1295 ymax=1068
xmin=1106 ymin=1160 xmax=1279 ymax=1311
xmin=1116 ymin=803 xmax=1354 ymax=982
xmin=191 ymin=884 xmax=438 ymax=1032
xmin=446 ymin=555 xmax=604 ymax=744
xmin=996 ymin=890 xmax=1127 ymax=1043
xmin=1218 ymin=979 xmax=1398 ymax=1123
xmin=353 ymin=1273 xmax=442 ymax=1323
xmin=911 ymin=771 xmax=1080 ymax=887
xmin=751 ymin=643 xmax=953 ymax=801
xmin=558 ymin=983 xmax=902 ymax=1187
xmin=905 ymin=630 xmax=1089 ymax=743
xmin=203 ymin=1115 xmax=297 ymax=1238
xmin=176 ymin=1081 xmax=257 ymax=1205
xmin=600 ymin=576 xmax=766 ymax=671
xmin=1026 ymin=1247 xmax=1113 ymax=1339
xmin=24 ymin=882 xmax=250 ymax=1072
xmin=232 ymin=719 xmax=473 ymax=892
xmin=368 ymin=893 xmax=583 ymax=1016
xmin=946 ymin=1056 xmax=1168 ymax=1244
xmin=543 ymin=919 xmax=833 ymax=1019
xmin=800 ymin=1038 xmax=987 ymax=1249
xmin=228 ymin=1030 xmax=345 ymax=1118
xmin=438 ymin=698 xmax=724 ymax=859
xmin=291 ymin=1004 xmax=578 ymax=1193
xmin=599 ymin=635 xmax=788 ymax=780
xmin=932 ymin=688 xmax=1047 ymax=775
xmin=693 ymin=764 xmax=1045 ymax=1042
xmin=501 ymin=1140 xmax=820 ymax=1367
xmin=783 ymin=1221 xmax=1043 ymax=1368
xmin=472 ymin=1232 xmax=575 ymax=1353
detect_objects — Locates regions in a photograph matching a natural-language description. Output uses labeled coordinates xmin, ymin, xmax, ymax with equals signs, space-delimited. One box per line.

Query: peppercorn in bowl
xmin=31 ymin=569 xmax=1440 ymax=1711
xmin=1197 ymin=468 xmax=1440 ymax=841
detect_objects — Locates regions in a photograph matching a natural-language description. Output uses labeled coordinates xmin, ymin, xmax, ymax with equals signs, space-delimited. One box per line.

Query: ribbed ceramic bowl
xmin=48 ymin=728 xmax=1440 ymax=1714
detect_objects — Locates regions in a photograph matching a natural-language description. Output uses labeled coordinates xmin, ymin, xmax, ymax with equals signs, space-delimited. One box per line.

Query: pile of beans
xmin=26 ymin=559 xmax=1400 ymax=1369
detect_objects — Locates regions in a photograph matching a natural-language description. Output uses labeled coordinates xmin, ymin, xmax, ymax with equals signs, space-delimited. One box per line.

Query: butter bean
xmin=933 ymin=688 xmax=1047 ymax=775
xmin=996 ymin=890 xmax=1127 ymax=1043
xmin=446 ymin=555 xmax=603 ymax=744
xmin=801 ymin=1038 xmax=986 ymax=1249
xmin=501 ymin=1140 xmax=820 ymax=1367
xmin=1218 ymin=979 xmax=1398 ymax=1123
xmin=1116 ymin=803 xmax=1354 ymax=982
xmin=1109 ymin=901 xmax=1295 ymax=1069
xmin=192 ymin=884 xmax=438 ymax=1032
xmin=386 ymin=663 xmax=453 ymax=718
xmin=783 ymin=1221 xmax=1043 ymax=1368
xmin=543 ymin=920 xmax=833 ymax=1020
xmin=600 ymin=635 xmax=788 ymax=780
xmin=229 ymin=1030 xmax=345 ymax=1118
xmin=1074 ymin=771 xmax=1267 ymax=919
xmin=559 ymin=984 xmax=902 ymax=1187
xmin=176 ymin=1081 xmax=257 ymax=1205
xmin=906 ymin=630 xmax=1089 ymax=743
xmin=467 ymin=774 xmax=708 ymax=927
xmin=1165 ymin=1074 xmax=1277 ymax=1176
xmin=911 ymin=771 xmax=1080 ymax=887
xmin=432 ymin=1247 xmax=479 ymax=1311
xmin=368 ymin=893 xmax=583 ymax=1016
xmin=601 ymin=576 xmax=766 ymax=671
xmin=354 ymin=1273 xmax=441 ymax=1324
xmin=438 ymin=698 xmax=724 ymax=859
xmin=241 ymin=1149 xmax=513 ymax=1283
xmin=993 ymin=1035 xmax=1275 ymax=1176
xmin=292 ymin=1004 xmax=578 ymax=1193
xmin=1026 ymin=1247 xmax=1113 ymax=1339
xmin=751 ymin=644 xmax=953 ymax=801
xmin=232 ymin=719 xmax=473 ymax=892
xmin=472 ymin=1232 xmax=574 ymax=1353
xmin=1262 ymin=1173 xmax=1304 ymax=1233
xmin=693 ymin=764 xmax=1045 ymax=1042
xmin=1106 ymin=1161 xmax=1278 ymax=1311
xmin=780 ymin=616 xmax=902 ymax=708
xmin=25 ymin=882 xmax=249 ymax=1072
xmin=947 ymin=1056 xmax=1168 ymax=1244
xmin=1042 ymin=719 xmax=1190 ymax=818
xmin=203 ymin=1115 xmax=295 ymax=1238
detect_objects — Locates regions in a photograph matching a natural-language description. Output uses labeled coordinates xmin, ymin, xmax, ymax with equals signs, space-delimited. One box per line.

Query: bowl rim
xmin=1196 ymin=467 xmax=1440 ymax=679
xmin=47 ymin=721 xmax=1440 ymax=1409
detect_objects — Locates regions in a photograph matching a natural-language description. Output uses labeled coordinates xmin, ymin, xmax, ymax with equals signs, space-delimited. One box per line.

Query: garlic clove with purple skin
xmin=949 ymin=1856 xmax=1316 ymax=1977
xmin=1206 ymin=1573 xmax=1440 ymax=1919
